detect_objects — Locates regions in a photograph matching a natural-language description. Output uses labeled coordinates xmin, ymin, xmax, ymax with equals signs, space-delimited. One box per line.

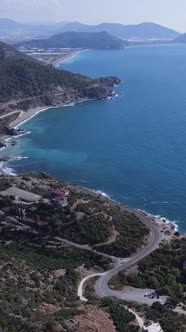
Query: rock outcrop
xmin=96 ymin=76 xmax=121 ymax=86
xmin=0 ymin=122 xmax=17 ymax=137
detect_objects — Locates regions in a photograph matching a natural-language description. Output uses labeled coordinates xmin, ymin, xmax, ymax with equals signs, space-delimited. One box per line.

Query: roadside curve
xmin=95 ymin=205 xmax=162 ymax=297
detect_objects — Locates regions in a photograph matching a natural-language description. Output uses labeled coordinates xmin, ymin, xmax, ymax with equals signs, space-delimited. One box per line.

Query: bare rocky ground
xmin=74 ymin=305 xmax=116 ymax=332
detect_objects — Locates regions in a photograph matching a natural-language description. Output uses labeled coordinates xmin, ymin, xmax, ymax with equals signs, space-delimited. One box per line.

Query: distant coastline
xmin=53 ymin=48 xmax=83 ymax=67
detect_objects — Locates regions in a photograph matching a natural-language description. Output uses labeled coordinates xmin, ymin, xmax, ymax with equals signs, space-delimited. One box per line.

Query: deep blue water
xmin=3 ymin=44 xmax=186 ymax=232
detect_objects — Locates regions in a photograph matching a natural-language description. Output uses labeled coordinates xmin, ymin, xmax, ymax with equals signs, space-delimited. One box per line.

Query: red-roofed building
xmin=52 ymin=188 xmax=69 ymax=206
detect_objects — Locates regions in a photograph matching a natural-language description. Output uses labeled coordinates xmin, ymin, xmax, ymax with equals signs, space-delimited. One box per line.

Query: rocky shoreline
xmin=0 ymin=75 xmax=121 ymax=147
xmin=76 ymin=185 xmax=182 ymax=243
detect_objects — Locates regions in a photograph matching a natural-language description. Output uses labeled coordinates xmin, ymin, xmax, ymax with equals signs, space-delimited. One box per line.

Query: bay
xmin=3 ymin=44 xmax=186 ymax=232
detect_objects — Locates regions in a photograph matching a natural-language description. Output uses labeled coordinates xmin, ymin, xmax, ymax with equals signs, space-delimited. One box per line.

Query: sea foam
xmin=94 ymin=190 xmax=110 ymax=199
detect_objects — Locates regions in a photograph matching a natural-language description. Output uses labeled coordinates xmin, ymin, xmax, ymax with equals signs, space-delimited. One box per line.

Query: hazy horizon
xmin=0 ymin=17 xmax=183 ymax=32
xmin=0 ymin=0 xmax=185 ymax=33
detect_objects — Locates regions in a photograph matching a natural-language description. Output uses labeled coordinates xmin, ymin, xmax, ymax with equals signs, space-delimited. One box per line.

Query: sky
xmin=0 ymin=0 xmax=186 ymax=32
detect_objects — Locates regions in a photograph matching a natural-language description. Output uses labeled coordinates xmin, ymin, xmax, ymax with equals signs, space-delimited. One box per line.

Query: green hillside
xmin=0 ymin=42 xmax=113 ymax=109
xmin=16 ymin=31 xmax=126 ymax=49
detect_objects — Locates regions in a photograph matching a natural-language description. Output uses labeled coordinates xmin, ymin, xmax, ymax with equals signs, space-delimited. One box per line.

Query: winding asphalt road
xmin=75 ymin=186 xmax=162 ymax=300
xmin=95 ymin=204 xmax=162 ymax=298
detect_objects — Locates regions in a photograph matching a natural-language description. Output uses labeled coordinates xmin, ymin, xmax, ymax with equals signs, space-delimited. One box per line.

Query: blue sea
xmin=2 ymin=44 xmax=186 ymax=232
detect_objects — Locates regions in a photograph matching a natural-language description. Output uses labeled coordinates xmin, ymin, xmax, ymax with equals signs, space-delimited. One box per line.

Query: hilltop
xmin=0 ymin=41 xmax=33 ymax=64
xmin=16 ymin=31 xmax=126 ymax=49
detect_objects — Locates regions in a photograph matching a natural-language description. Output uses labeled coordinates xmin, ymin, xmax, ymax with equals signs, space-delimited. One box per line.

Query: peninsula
xmin=0 ymin=41 xmax=120 ymax=147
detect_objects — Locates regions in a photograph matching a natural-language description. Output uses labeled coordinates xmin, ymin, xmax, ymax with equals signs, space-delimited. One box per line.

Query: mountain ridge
xmin=60 ymin=21 xmax=180 ymax=40
xmin=0 ymin=18 xmax=181 ymax=43
xmin=174 ymin=33 xmax=186 ymax=43
xmin=0 ymin=41 xmax=35 ymax=64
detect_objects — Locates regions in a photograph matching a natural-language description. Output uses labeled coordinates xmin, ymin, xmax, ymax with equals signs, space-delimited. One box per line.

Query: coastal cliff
xmin=1 ymin=83 xmax=114 ymax=114
xmin=96 ymin=76 xmax=121 ymax=86
xmin=0 ymin=123 xmax=17 ymax=137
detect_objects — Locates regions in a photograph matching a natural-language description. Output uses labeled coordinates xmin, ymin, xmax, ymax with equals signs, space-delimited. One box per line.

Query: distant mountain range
xmin=16 ymin=31 xmax=127 ymax=50
xmin=59 ymin=22 xmax=180 ymax=41
xmin=0 ymin=18 xmax=181 ymax=43
xmin=174 ymin=33 xmax=186 ymax=43
xmin=0 ymin=18 xmax=67 ymax=43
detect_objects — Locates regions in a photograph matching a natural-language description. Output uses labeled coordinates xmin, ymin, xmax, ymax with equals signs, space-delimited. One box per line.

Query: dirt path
xmin=77 ymin=273 xmax=105 ymax=301
xmin=55 ymin=236 xmax=118 ymax=262
xmin=0 ymin=94 xmax=48 ymax=111
xmin=0 ymin=110 xmax=20 ymax=119
xmin=94 ymin=228 xmax=118 ymax=247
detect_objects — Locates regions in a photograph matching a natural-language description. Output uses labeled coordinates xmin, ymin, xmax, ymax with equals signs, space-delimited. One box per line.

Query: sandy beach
xmin=9 ymin=96 xmax=91 ymax=129
xmin=53 ymin=48 xmax=83 ymax=66
xmin=9 ymin=106 xmax=53 ymax=128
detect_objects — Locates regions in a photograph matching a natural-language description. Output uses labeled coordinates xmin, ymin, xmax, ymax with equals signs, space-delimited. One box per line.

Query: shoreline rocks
xmin=96 ymin=76 xmax=122 ymax=86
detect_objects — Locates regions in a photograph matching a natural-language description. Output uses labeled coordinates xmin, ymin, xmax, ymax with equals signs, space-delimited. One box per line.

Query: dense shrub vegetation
xmin=0 ymin=59 xmax=105 ymax=103
xmin=94 ymin=207 xmax=149 ymax=257
xmin=0 ymin=41 xmax=112 ymax=108
xmin=0 ymin=242 xmax=111 ymax=271
xmin=100 ymin=297 xmax=139 ymax=332
xmin=145 ymin=302 xmax=186 ymax=332
xmin=0 ymin=249 xmax=79 ymax=331
xmin=0 ymin=242 xmax=111 ymax=331
xmin=33 ymin=196 xmax=149 ymax=256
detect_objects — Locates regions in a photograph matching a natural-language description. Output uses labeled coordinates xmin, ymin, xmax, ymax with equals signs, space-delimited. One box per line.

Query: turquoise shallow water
xmin=3 ymin=44 xmax=186 ymax=232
